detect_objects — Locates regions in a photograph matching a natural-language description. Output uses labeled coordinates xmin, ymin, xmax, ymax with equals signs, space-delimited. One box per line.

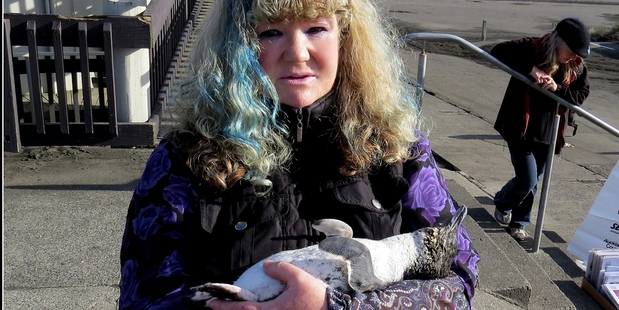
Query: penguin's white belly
xmin=233 ymin=245 xmax=350 ymax=300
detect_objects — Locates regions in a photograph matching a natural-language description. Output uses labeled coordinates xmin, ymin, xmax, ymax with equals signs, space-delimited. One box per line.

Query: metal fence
xmin=3 ymin=0 xmax=203 ymax=153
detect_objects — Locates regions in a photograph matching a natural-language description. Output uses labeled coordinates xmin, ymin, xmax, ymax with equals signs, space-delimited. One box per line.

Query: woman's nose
xmin=284 ymin=33 xmax=310 ymax=62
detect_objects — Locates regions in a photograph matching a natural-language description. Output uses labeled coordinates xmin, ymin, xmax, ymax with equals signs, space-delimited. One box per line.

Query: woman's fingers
xmin=262 ymin=260 xmax=301 ymax=282
xmin=540 ymin=77 xmax=556 ymax=91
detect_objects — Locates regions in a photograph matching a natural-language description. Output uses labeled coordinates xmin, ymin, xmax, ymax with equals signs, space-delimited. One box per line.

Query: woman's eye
xmin=307 ymin=27 xmax=327 ymax=35
xmin=258 ymin=30 xmax=281 ymax=40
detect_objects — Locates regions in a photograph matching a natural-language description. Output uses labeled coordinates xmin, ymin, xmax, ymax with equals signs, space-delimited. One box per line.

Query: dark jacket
xmin=118 ymin=95 xmax=480 ymax=309
xmin=491 ymin=37 xmax=590 ymax=153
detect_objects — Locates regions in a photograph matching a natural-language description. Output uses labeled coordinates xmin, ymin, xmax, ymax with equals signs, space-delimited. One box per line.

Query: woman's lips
xmin=280 ymin=75 xmax=316 ymax=85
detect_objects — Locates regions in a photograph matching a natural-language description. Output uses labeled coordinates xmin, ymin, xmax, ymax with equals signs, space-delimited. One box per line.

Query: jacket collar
xmin=279 ymin=91 xmax=337 ymax=144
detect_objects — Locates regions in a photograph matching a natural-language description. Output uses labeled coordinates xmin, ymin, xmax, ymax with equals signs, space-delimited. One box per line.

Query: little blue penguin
xmin=191 ymin=205 xmax=468 ymax=302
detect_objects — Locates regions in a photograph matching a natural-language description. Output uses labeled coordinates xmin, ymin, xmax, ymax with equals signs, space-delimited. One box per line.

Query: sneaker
xmin=494 ymin=208 xmax=511 ymax=225
xmin=510 ymin=228 xmax=529 ymax=241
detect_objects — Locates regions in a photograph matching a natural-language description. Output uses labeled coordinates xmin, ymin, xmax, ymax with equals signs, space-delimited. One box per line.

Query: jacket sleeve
xmin=490 ymin=37 xmax=536 ymax=77
xmin=326 ymin=134 xmax=480 ymax=309
xmin=118 ymin=141 xmax=199 ymax=310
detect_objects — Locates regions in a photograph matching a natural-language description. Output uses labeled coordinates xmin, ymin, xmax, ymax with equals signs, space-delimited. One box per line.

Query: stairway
xmin=444 ymin=169 xmax=601 ymax=310
xmin=158 ymin=0 xmax=214 ymax=139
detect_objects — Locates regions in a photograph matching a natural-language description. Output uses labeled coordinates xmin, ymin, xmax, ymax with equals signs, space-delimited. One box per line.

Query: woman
xmin=492 ymin=18 xmax=590 ymax=241
xmin=118 ymin=0 xmax=479 ymax=309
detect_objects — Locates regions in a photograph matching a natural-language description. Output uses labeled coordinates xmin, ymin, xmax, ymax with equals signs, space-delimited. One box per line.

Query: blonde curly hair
xmin=170 ymin=0 xmax=421 ymax=190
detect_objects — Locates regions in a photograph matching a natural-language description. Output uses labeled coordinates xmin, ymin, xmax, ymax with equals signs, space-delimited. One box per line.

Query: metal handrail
xmin=402 ymin=32 xmax=619 ymax=253
xmin=402 ymin=33 xmax=619 ymax=139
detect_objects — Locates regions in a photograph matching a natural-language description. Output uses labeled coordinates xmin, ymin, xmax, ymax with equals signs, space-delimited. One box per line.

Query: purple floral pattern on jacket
xmin=118 ymin=135 xmax=480 ymax=309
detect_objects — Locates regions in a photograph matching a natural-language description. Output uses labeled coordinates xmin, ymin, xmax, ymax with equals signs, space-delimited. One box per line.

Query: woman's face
xmin=557 ymin=45 xmax=580 ymax=64
xmin=256 ymin=15 xmax=340 ymax=109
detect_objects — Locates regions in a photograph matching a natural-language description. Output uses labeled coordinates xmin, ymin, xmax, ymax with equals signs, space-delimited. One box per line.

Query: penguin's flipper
xmin=318 ymin=236 xmax=387 ymax=292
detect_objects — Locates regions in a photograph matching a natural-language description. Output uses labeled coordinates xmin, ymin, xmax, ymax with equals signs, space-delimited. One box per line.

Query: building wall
xmin=4 ymin=0 xmax=103 ymax=16
xmin=4 ymin=0 xmax=152 ymax=16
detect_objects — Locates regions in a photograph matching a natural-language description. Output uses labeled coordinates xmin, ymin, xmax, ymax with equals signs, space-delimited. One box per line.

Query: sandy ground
xmin=3 ymin=146 xmax=152 ymax=187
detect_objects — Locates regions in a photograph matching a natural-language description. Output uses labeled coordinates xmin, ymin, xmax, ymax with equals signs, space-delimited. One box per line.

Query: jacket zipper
xmin=296 ymin=109 xmax=303 ymax=143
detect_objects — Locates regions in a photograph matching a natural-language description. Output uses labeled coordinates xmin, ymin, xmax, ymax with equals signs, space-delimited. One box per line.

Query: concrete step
xmin=444 ymin=169 xmax=602 ymax=310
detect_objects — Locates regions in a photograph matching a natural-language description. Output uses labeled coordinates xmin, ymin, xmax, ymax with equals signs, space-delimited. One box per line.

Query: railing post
xmin=417 ymin=47 xmax=427 ymax=108
xmin=533 ymin=112 xmax=562 ymax=253
xmin=103 ymin=23 xmax=119 ymax=136
xmin=52 ymin=21 xmax=70 ymax=134
xmin=4 ymin=19 xmax=22 ymax=153
xmin=79 ymin=22 xmax=94 ymax=134
xmin=26 ymin=20 xmax=45 ymax=134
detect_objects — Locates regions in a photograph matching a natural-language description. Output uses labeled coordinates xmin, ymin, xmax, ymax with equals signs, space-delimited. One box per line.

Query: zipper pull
xmin=296 ymin=109 xmax=303 ymax=143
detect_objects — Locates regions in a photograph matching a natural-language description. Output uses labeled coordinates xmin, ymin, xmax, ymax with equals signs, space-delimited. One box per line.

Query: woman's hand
xmin=529 ymin=66 xmax=550 ymax=84
xmin=206 ymin=260 xmax=328 ymax=310
xmin=540 ymin=76 xmax=557 ymax=91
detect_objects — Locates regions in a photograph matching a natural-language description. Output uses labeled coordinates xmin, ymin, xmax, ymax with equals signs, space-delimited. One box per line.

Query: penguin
xmin=191 ymin=205 xmax=468 ymax=302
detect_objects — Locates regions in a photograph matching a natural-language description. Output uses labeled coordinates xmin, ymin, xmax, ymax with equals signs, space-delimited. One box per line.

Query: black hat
xmin=555 ymin=18 xmax=591 ymax=58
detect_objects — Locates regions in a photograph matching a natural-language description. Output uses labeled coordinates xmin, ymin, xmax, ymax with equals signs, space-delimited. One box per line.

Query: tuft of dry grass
xmin=590 ymin=22 xmax=619 ymax=42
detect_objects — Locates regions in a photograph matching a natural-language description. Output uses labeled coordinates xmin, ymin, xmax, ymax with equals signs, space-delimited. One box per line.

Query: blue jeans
xmin=494 ymin=141 xmax=550 ymax=229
